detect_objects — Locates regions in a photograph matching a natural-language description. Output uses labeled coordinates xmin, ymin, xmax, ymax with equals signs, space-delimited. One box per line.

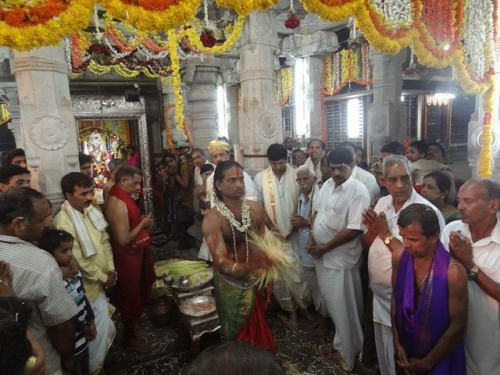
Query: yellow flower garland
xmin=0 ymin=0 xmax=96 ymax=51
xmin=214 ymin=0 xmax=280 ymax=16
xmin=167 ymin=29 xmax=185 ymax=130
xmin=100 ymin=0 xmax=199 ymax=32
xmin=478 ymin=74 xmax=496 ymax=178
xmin=181 ymin=15 xmax=245 ymax=54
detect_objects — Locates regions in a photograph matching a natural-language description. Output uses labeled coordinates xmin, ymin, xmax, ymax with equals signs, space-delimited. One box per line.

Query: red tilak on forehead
xmin=235 ymin=168 xmax=242 ymax=178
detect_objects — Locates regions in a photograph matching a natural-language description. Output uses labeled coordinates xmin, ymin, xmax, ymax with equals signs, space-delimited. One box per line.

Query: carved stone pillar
xmin=237 ymin=10 xmax=281 ymax=175
xmin=186 ymin=65 xmax=219 ymax=149
xmin=13 ymin=45 xmax=78 ymax=207
xmin=306 ymin=56 xmax=324 ymax=139
xmin=368 ymin=50 xmax=406 ymax=159
xmin=161 ymin=82 xmax=192 ymax=151
xmin=225 ymin=84 xmax=240 ymax=146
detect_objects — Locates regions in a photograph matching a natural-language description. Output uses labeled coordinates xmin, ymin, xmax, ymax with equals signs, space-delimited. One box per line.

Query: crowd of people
xmin=0 ymin=134 xmax=499 ymax=375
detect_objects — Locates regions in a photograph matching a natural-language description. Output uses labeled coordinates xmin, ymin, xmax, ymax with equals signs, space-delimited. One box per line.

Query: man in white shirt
xmin=254 ymin=144 xmax=308 ymax=330
xmin=304 ymin=139 xmax=325 ymax=182
xmin=308 ymin=147 xmax=370 ymax=372
xmin=338 ymin=141 xmax=379 ymax=204
xmin=198 ymin=139 xmax=259 ymax=260
xmin=441 ymin=179 xmax=500 ymax=375
xmin=362 ymin=155 xmax=445 ymax=375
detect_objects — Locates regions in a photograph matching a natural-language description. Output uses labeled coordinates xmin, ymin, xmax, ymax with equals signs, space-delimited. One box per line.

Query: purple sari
xmin=394 ymin=241 xmax=465 ymax=375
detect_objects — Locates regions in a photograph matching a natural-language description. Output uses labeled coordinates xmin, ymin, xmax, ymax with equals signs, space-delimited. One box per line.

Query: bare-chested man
xmin=203 ymin=160 xmax=277 ymax=353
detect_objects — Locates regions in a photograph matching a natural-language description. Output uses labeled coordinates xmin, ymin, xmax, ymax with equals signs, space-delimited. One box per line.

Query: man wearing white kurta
xmin=198 ymin=139 xmax=259 ymax=261
xmin=308 ymin=147 xmax=370 ymax=372
xmin=441 ymin=179 xmax=500 ymax=375
xmin=338 ymin=141 xmax=379 ymax=204
xmin=254 ymin=144 xmax=309 ymax=329
xmin=362 ymin=155 xmax=445 ymax=375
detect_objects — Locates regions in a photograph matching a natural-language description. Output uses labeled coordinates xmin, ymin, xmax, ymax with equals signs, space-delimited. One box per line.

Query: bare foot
xmin=287 ymin=310 xmax=298 ymax=331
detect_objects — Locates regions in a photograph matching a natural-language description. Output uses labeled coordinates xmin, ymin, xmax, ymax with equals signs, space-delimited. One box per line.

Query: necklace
xmin=214 ymin=196 xmax=251 ymax=263
xmin=214 ymin=197 xmax=252 ymax=233
xmin=229 ymin=223 xmax=249 ymax=263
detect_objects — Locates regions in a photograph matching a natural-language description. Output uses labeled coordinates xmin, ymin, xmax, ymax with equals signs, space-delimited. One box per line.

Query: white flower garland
xmin=213 ymin=196 xmax=252 ymax=233
xmin=373 ymin=0 xmax=413 ymax=29
xmin=462 ymin=0 xmax=493 ymax=80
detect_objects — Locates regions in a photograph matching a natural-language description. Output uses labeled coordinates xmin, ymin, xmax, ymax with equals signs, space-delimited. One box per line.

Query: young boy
xmin=407 ymin=140 xmax=448 ymax=193
xmin=39 ymin=230 xmax=96 ymax=375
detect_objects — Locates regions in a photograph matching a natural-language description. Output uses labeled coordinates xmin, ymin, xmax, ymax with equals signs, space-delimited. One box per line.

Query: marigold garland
xmin=100 ymin=0 xmax=199 ymax=32
xmin=214 ymin=0 xmax=280 ymax=16
xmin=167 ymin=29 xmax=185 ymax=130
xmin=0 ymin=0 xmax=96 ymax=51
xmin=478 ymin=73 xmax=496 ymax=178
xmin=276 ymin=66 xmax=293 ymax=107
xmin=163 ymin=103 xmax=193 ymax=154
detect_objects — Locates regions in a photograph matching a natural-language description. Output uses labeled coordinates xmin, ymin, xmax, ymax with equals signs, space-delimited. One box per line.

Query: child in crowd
xmin=407 ymin=140 xmax=449 ymax=194
xmin=39 ymin=230 xmax=96 ymax=375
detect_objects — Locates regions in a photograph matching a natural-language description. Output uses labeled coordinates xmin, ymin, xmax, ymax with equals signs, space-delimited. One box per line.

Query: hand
xmin=449 ymin=231 xmax=474 ymax=270
xmin=307 ymin=243 xmax=328 ymax=258
xmin=104 ymin=271 xmax=117 ymax=290
xmin=408 ymin=357 xmax=432 ymax=374
xmin=85 ymin=320 xmax=97 ymax=342
xmin=0 ymin=260 xmax=13 ymax=296
xmin=362 ymin=208 xmax=391 ymax=239
xmin=394 ymin=341 xmax=412 ymax=374
xmin=26 ymin=329 xmax=46 ymax=375
xmin=291 ymin=214 xmax=309 ymax=230
xmin=141 ymin=214 xmax=154 ymax=230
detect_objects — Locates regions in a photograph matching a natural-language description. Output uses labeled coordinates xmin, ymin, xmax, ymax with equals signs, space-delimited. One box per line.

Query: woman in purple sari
xmin=391 ymin=204 xmax=467 ymax=374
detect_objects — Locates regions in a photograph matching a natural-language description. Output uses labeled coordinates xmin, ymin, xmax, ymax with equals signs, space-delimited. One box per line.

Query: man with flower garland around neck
xmin=203 ymin=160 xmax=277 ymax=353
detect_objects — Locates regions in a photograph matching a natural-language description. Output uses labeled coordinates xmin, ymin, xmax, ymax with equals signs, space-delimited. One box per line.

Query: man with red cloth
xmin=105 ymin=165 xmax=155 ymax=353
xmin=203 ymin=160 xmax=277 ymax=353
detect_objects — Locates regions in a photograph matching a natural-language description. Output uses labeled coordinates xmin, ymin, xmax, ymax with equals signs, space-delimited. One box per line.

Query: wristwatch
xmin=468 ymin=264 xmax=479 ymax=281
xmin=384 ymin=235 xmax=395 ymax=246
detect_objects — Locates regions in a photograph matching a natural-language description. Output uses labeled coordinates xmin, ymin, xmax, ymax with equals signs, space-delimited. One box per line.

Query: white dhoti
xmin=88 ymin=293 xmax=116 ymax=374
xmin=315 ymin=261 xmax=364 ymax=371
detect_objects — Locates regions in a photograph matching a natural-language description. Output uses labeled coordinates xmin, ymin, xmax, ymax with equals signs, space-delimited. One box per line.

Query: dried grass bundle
xmin=248 ymin=230 xmax=299 ymax=290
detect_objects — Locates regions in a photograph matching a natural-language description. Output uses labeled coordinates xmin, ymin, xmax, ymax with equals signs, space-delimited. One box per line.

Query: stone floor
xmin=102 ymin=233 xmax=380 ymax=375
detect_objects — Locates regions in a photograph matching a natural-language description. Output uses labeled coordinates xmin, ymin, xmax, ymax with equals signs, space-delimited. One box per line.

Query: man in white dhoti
xmin=308 ymin=147 xmax=370 ymax=372
xmin=254 ymin=144 xmax=309 ymax=330
xmin=54 ymin=172 xmax=116 ymax=374
xmin=362 ymin=155 xmax=444 ymax=375
xmin=441 ymin=179 xmax=500 ymax=375
xmin=198 ymin=139 xmax=259 ymax=261
xmin=291 ymin=165 xmax=328 ymax=334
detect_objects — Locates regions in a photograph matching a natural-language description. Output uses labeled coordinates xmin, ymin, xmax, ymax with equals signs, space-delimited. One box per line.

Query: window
xmin=325 ymin=97 xmax=365 ymax=150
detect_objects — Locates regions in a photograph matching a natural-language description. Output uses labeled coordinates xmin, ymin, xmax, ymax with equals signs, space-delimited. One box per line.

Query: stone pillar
xmin=237 ymin=10 xmax=281 ymax=175
xmin=367 ymin=50 xmax=406 ymax=159
xmin=186 ymin=65 xmax=219 ymax=150
xmin=306 ymin=56 xmax=324 ymax=140
xmin=13 ymin=45 xmax=78 ymax=207
xmin=225 ymin=84 xmax=240 ymax=146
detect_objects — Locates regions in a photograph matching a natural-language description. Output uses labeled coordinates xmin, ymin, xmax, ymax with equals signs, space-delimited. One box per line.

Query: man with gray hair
xmin=362 ymin=155 xmax=445 ymax=375
xmin=441 ymin=178 xmax=500 ymax=374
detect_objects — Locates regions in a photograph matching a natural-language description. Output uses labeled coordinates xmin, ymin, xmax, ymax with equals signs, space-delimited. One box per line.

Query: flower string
xmin=213 ymin=196 xmax=252 ymax=233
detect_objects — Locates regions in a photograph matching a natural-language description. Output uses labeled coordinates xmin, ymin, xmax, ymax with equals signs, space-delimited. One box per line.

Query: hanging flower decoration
xmin=0 ymin=0 xmax=96 ymax=50
xmin=285 ymin=12 xmax=300 ymax=29
xmin=200 ymin=29 xmax=217 ymax=47
xmin=0 ymin=103 xmax=11 ymax=126
xmin=275 ymin=66 xmax=293 ymax=107
xmin=100 ymin=0 xmax=199 ymax=32
xmin=285 ymin=1 xmax=300 ymax=29
xmin=163 ymin=104 xmax=193 ymax=154
xmin=322 ymin=41 xmax=372 ymax=95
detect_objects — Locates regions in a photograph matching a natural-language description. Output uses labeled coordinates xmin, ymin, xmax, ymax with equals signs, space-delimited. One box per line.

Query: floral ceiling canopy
xmin=0 ymin=0 xmax=498 ymax=176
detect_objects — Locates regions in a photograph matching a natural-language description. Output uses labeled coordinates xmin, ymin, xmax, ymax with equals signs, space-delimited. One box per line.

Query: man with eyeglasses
xmin=292 ymin=149 xmax=307 ymax=168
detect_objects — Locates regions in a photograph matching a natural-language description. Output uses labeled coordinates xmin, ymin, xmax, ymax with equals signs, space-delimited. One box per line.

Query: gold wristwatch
xmin=384 ymin=235 xmax=395 ymax=245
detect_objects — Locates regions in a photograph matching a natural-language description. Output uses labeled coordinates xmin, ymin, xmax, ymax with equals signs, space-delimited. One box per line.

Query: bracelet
xmin=108 ymin=270 xmax=117 ymax=275
xmin=232 ymin=263 xmax=238 ymax=274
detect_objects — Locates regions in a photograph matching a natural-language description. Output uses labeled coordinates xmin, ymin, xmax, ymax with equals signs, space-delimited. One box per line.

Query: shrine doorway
xmin=71 ymin=95 xmax=153 ymax=214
